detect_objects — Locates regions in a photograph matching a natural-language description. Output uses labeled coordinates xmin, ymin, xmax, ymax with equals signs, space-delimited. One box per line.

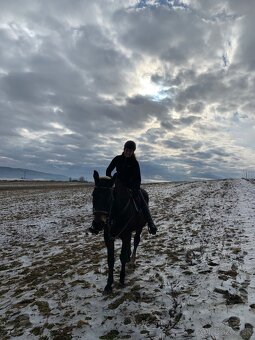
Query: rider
xmin=105 ymin=140 xmax=157 ymax=235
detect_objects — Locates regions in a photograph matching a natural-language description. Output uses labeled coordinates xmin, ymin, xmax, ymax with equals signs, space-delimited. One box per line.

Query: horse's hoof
xmin=119 ymin=281 xmax=125 ymax=288
xmin=103 ymin=286 xmax=113 ymax=295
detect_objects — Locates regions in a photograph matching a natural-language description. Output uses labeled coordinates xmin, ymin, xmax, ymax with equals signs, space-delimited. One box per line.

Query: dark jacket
xmin=106 ymin=153 xmax=141 ymax=192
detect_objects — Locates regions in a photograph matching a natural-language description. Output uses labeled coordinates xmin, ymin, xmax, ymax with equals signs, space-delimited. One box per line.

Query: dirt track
xmin=0 ymin=181 xmax=93 ymax=191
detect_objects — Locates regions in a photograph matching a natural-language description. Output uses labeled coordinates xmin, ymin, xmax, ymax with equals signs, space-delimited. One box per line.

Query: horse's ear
xmin=93 ymin=170 xmax=99 ymax=184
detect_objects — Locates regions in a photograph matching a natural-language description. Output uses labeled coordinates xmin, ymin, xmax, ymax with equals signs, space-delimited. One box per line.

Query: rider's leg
xmin=138 ymin=190 xmax=157 ymax=235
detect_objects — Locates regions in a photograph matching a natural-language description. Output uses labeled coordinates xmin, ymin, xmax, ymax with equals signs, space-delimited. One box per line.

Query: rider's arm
xmin=106 ymin=156 xmax=118 ymax=177
xmin=131 ymin=160 xmax=141 ymax=193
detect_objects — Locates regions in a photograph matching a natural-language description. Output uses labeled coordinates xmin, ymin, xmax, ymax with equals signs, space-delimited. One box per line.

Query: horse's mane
xmin=97 ymin=176 xmax=113 ymax=188
xmin=114 ymin=178 xmax=129 ymax=192
xmin=100 ymin=176 xmax=111 ymax=180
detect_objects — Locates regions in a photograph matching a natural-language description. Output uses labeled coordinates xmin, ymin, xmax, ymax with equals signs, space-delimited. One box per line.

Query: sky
xmin=0 ymin=0 xmax=255 ymax=182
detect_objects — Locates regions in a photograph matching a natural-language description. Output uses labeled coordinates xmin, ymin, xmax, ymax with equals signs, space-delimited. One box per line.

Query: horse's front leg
xmin=120 ymin=233 xmax=131 ymax=286
xmin=104 ymin=231 xmax=115 ymax=293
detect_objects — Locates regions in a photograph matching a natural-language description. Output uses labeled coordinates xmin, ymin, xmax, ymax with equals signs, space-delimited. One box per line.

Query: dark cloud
xmin=68 ymin=24 xmax=134 ymax=94
xmin=113 ymin=4 xmax=207 ymax=64
xmin=0 ymin=0 xmax=254 ymax=181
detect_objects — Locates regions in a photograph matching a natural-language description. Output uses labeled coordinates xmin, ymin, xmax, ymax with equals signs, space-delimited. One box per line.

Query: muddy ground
xmin=0 ymin=179 xmax=255 ymax=339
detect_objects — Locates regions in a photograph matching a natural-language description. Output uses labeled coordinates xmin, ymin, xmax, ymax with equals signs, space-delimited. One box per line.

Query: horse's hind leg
xmin=120 ymin=234 xmax=131 ymax=286
xmin=104 ymin=236 xmax=115 ymax=293
xmin=131 ymin=228 xmax=142 ymax=263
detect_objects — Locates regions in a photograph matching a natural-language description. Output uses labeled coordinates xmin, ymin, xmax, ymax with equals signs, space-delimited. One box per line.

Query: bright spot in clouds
xmin=138 ymin=75 xmax=169 ymax=100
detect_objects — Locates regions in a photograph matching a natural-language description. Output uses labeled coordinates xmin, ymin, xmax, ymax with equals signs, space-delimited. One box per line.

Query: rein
xmin=108 ymin=213 xmax=134 ymax=241
xmin=107 ymin=192 xmax=137 ymax=240
xmin=114 ymin=197 xmax=131 ymax=220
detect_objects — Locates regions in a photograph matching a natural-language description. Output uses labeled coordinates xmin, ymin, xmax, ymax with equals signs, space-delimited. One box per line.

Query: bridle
xmin=93 ymin=185 xmax=136 ymax=240
xmin=92 ymin=186 xmax=114 ymax=215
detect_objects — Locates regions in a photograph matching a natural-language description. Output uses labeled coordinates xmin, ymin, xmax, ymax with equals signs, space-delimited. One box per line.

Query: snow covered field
xmin=1 ymin=179 xmax=255 ymax=339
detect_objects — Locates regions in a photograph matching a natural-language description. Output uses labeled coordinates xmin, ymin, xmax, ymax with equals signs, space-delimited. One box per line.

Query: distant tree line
xmin=69 ymin=176 xmax=88 ymax=182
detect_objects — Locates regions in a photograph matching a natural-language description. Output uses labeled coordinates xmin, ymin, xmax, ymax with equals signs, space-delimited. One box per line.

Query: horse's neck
xmin=113 ymin=182 xmax=131 ymax=211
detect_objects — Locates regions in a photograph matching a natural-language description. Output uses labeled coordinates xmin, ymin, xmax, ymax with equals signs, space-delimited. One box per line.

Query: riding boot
xmin=138 ymin=191 xmax=157 ymax=235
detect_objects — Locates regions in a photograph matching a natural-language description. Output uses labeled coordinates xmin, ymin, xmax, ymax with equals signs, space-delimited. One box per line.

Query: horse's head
xmin=91 ymin=170 xmax=115 ymax=233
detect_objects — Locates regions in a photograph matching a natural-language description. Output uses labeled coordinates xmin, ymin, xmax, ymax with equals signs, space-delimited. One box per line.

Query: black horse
xmin=91 ymin=170 xmax=148 ymax=293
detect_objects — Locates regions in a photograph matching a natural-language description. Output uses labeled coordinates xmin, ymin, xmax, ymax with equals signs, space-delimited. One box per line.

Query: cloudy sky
xmin=0 ymin=0 xmax=254 ymax=181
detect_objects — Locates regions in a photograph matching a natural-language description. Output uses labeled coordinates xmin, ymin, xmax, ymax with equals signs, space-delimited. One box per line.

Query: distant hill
xmin=0 ymin=166 xmax=68 ymax=181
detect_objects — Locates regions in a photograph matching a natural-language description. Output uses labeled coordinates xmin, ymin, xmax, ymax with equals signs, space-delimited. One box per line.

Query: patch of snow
xmin=0 ymin=180 xmax=255 ymax=339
